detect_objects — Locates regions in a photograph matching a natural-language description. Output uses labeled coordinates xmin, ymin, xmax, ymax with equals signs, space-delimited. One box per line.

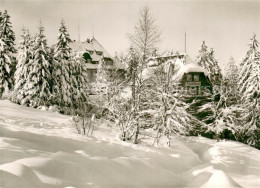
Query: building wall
xmin=180 ymin=72 xmax=212 ymax=95
xmin=87 ymin=69 xmax=97 ymax=83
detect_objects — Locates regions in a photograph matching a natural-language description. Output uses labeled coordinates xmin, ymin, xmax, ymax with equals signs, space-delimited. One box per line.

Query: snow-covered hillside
xmin=0 ymin=100 xmax=259 ymax=188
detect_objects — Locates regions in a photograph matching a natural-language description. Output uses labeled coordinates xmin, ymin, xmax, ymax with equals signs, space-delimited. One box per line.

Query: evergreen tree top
xmin=38 ymin=21 xmax=45 ymax=37
xmin=0 ymin=10 xmax=16 ymax=53
xmin=34 ymin=22 xmax=48 ymax=47
xmin=209 ymin=48 xmax=215 ymax=56
xmin=239 ymin=34 xmax=260 ymax=103
xmin=54 ymin=19 xmax=72 ymax=60
xmin=249 ymin=34 xmax=259 ymax=50
xmin=200 ymin=41 xmax=207 ymax=52
xmin=19 ymin=28 xmax=31 ymax=46
xmin=229 ymin=56 xmax=235 ymax=63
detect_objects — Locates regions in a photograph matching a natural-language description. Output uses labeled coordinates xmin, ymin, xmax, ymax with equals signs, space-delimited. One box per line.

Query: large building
xmin=69 ymin=37 xmax=114 ymax=82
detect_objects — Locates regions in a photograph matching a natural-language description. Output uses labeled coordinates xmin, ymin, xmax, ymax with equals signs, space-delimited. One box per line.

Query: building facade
xmin=69 ymin=37 xmax=114 ymax=82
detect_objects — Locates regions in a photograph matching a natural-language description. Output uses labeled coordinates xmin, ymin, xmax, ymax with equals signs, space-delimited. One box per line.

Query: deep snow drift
xmin=0 ymin=100 xmax=259 ymax=188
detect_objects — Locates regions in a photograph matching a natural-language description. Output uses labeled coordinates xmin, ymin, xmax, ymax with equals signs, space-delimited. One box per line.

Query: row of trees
xmin=0 ymin=10 xmax=88 ymax=113
xmin=196 ymin=36 xmax=259 ymax=148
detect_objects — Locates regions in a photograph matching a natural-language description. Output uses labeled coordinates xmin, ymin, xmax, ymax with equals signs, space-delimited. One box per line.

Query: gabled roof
xmin=69 ymin=37 xmax=113 ymax=62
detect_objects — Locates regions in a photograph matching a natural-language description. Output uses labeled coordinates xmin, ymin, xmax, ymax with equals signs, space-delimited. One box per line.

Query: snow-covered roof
xmin=85 ymin=64 xmax=99 ymax=70
xmin=183 ymin=57 xmax=209 ymax=76
xmin=147 ymin=51 xmax=186 ymax=63
xmin=171 ymin=56 xmax=209 ymax=81
xmin=69 ymin=37 xmax=113 ymax=62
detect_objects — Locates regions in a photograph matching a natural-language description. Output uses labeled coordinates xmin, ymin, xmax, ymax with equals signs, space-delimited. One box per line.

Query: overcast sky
xmin=1 ymin=0 xmax=259 ymax=68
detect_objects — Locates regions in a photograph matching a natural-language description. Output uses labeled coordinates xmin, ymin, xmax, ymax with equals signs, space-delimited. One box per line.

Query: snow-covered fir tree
xmin=225 ymin=57 xmax=239 ymax=83
xmin=69 ymin=56 xmax=89 ymax=113
xmin=238 ymin=34 xmax=260 ymax=148
xmin=52 ymin=20 xmax=72 ymax=107
xmin=0 ymin=10 xmax=16 ymax=53
xmin=196 ymin=41 xmax=223 ymax=86
xmin=54 ymin=20 xmax=72 ymax=60
xmin=207 ymin=84 xmax=242 ymax=141
xmin=0 ymin=38 xmax=12 ymax=97
xmin=142 ymin=60 xmax=204 ymax=146
xmin=0 ymin=10 xmax=16 ymax=97
xmin=13 ymin=28 xmax=33 ymax=103
xmin=222 ymin=57 xmax=240 ymax=106
xmin=21 ymin=22 xmax=52 ymax=107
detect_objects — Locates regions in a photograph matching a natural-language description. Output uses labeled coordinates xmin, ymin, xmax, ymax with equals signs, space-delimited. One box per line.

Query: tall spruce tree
xmin=196 ymin=41 xmax=222 ymax=86
xmin=238 ymin=34 xmax=260 ymax=147
xmin=0 ymin=10 xmax=16 ymax=53
xmin=52 ymin=20 xmax=72 ymax=107
xmin=223 ymin=57 xmax=239 ymax=106
xmin=70 ymin=56 xmax=89 ymax=113
xmin=13 ymin=28 xmax=33 ymax=103
xmin=225 ymin=57 xmax=239 ymax=83
xmin=0 ymin=10 xmax=16 ymax=97
xmin=21 ymin=22 xmax=52 ymax=107
xmin=54 ymin=20 xmax=72 ymax=60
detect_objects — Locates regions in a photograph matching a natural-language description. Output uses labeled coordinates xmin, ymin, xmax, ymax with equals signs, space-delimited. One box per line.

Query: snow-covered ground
xmin=0 ymin=100 xmax=259 ymax=188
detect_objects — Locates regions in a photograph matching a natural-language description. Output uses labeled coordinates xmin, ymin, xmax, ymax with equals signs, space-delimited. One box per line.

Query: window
xmin=194 ymin=75 xmax=199 ymax=81
xmin=106 ymin=61 xmax=113 ymax=66
xmin=96 ymin=51 xmax=103 ymax=56
xmin=187 ymin=74 xmax=192 ymax=81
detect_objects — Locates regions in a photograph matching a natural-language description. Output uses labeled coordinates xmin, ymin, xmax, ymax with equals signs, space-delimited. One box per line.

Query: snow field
xmin=0 ymin=100 xmax=260 ymax=188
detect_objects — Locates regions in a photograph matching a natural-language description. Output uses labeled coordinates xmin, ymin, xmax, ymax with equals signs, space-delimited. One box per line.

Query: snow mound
xmin=201 ymin=170 xmax=242 ymax=188
xmin=0 ymin=162 xmax=43 ymax=187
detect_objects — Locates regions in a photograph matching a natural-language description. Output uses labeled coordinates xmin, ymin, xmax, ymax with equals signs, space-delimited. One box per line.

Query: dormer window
xmin=194 ymin=75 xmax=199 ymax=81
xmin=88 ymin=50 xmax=94 ymax=55
xmin=187 ymin=74 xmax=192 ymax=81
xmin=96 ymin=51 xmax=103 ymax=56
xmin=83 ymin=52 xmax=92 ymax=63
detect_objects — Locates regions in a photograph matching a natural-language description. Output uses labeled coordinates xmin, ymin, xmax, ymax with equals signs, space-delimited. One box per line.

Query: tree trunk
xmin=134 ymin=124 xmax=139 ymax=144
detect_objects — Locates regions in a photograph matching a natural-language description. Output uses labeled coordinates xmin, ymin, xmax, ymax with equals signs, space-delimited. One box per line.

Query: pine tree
xmin=208 ymin=48 xmax=223 ymax=86
xmin=13 ymin=28 xmax=33 ymax=103
xmin=0 ymin=10 xmax=16 ymax=53
xmin=21 ymin=22 xmax=52 ymax=107
xmin=223 ymin=57 xmax=240 ymax=106
xmin=225 ymin=57 xmax=238 ymax=83
xmin=196 ymin=41 xmax=222 ymax=86
xmin=238 ymin=34 xmax=260 ymax=147
xmin=54 ymin=20 xmax=72 ymax=60
xmin=52 ymin=20 xmax=72 ymax=107
xmin=0 ymin=10 xmax=16 ymax=97
xmin=208 ymin=82 xmax=242 ymax=141
xmin=69 ymin=56 xmax=89 ymax=113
